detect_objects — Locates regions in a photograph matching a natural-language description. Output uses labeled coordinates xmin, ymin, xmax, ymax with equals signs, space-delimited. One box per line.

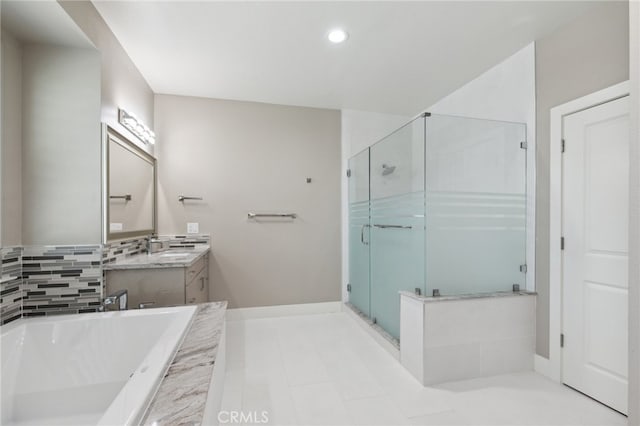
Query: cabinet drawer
xmin=185 ymin=255 xmax=206 ymax=284
xmin=186 ymin=268 xmax=208 ymax=305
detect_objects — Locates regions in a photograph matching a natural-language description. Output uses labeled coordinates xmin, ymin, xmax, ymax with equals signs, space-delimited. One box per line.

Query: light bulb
xmin=328 ymin=29 xmax=348 ymax=44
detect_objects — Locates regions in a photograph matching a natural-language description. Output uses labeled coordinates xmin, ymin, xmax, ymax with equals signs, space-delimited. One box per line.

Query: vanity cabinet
xmin=105 ymin=254 xmax=209 ymax=309
xmin=185 ymin=256 xmax=208 ymax=304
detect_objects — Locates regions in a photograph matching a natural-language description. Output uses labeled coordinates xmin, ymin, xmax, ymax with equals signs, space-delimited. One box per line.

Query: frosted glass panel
xmin=346 ymin=113 xmax=527 ymax=341
xmin=348 ymin=150 xmax=370 ymax=315
xmin=369 ymin=117 xmax=425 ymax=339
xmin=425 ymin=115 xmax=526 ymax=296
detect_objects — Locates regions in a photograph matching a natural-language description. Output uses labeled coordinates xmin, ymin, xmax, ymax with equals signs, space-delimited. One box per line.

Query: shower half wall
xmin=347 ymin=113 xmax=529 ymax=341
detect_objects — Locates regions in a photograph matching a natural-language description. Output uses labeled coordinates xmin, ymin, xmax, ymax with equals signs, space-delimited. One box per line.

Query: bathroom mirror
xmin=103 ymin=125 xmax=156 ymax=241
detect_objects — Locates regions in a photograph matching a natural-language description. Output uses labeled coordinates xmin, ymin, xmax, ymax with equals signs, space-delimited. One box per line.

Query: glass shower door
xmin=369 ymin=117 xmax=425 ymax=339
xmin=348 ymin=149 xmax=370 ymax=316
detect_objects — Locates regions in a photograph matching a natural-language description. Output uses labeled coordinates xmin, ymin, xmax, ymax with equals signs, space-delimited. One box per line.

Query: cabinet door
xmin=186 ymin=269 xmax=207 ymax=304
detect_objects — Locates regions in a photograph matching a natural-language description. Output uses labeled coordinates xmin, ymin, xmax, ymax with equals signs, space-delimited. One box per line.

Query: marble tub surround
xmin=104 ymin=245 xmax=210 ymax=270
xmin=142 ymin=301 xmax=227 ymax=426
xmin=400 ymin=291 xmax=536 ymax=385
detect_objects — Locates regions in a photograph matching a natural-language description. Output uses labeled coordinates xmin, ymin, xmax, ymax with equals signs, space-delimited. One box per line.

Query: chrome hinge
xmin=561 ymin=139 xmax=566 ymax=153
xmin=346 ymin=169 xmax=351 ymax=178
xmin=347 ymin=283 xmax=351 ymax=292
xmin=519 ymin=264 xmax=527 ymax=273
xmin=560 ymin=333 xmax=565 ymax=348
xmin=561 ymin=237 xmax=565 ymax=250
xmin=520 ymin=141 xmax=528 ymax=150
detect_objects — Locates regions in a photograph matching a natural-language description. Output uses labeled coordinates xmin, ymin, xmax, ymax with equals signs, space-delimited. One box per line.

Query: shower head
xmin=382 ymin=164 xmax=396 ymax=176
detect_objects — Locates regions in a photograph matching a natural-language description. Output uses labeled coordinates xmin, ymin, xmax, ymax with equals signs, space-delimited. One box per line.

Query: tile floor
xmin=222 ymin=312 xmax=627 ymax=426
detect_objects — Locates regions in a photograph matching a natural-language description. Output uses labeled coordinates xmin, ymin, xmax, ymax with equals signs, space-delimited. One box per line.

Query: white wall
xmin=155 ymin=94 xmax=341 ymax=309
xmin=1 ymin=31 xmax=23 ymax=247
xmin=341 ymin=43 xmax=535 ymax=301
xmin=21 ymin=44 xmax=101 ymax=245
xmin=628 ymin=1 xmax=639 ymax=423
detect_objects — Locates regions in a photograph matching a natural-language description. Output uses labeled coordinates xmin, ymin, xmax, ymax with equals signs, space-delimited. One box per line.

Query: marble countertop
xmin=399 ymin=289 xmax=537 ymax=303
xmin=142 ymin=301 xmax=227 ymax=425
xmin=104 ymin=245 xmax=210 ymax=270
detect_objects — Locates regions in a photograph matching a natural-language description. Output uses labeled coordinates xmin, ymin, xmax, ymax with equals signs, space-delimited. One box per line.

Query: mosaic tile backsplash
xmin=165 ymin=234 xmax=210 ymax=248
xmin=1 ymin=247 xmax=23 ymax=325
xmin=0 ymin=234 xmax=211 ymax=326
xmin=22 ymin=245 xmax=103 ymax=317
xmin=103 ymin=237 xmax=149 ymax=265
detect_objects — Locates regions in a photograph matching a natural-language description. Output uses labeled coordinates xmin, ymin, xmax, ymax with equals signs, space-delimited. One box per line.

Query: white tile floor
xmin=222 ymin=312 xmax=627 ymax=426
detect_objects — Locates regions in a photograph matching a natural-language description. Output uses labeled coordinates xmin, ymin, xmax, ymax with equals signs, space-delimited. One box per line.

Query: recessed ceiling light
xmin=328 ymin=29 xmax=348 ymax=44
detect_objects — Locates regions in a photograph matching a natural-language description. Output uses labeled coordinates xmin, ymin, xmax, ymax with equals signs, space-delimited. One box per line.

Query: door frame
xmin=541 ymin=80 xmax=630 ymax=382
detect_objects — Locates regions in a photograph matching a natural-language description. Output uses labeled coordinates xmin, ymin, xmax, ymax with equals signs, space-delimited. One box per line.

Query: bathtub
xmin=1 ymin=305 xmax=198 ymax=426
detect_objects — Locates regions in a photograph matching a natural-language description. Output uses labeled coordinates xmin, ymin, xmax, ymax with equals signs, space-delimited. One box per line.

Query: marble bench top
xmin=142 ymin=300 xmax=227 ymax=425
xmin=104 ymin=245 xmax=210 ymax=270
xmin=400 ymin=289 xmax=537 ymax=303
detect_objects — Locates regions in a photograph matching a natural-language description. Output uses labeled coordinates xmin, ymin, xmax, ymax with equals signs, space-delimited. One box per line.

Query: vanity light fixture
xmin=118 ymin=108 xmax=156 ymax=145
xmin=327 ymin=28 xmax=348 ymax=44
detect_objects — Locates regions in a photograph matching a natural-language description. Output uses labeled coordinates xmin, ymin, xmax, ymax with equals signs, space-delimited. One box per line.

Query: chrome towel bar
xmin=110 ymin=194 xmax=132 ymax=201
xmin=248 ymin=213 xmax=297 ymax=219
xmin=373 ymin=224 xmax=412 ymax=229
xmin=178 ymin=195 xmax=203 ymax=202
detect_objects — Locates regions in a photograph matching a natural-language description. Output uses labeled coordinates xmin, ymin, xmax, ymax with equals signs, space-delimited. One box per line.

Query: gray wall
xmin=155 ymin=95 xmax=341 ymax=308
xmin=1 ymin=1 xmax=153 ymax=247
xmin=535 ymin=2 xmax=629 ymax=357
xmin=59 ymin=0 xmax=155 ymax=156
xmin=1 ymin=31 xmax=23 ymax=247
xmin=628 ymin=2 xmax=639 ymax=423
xmin=21 ymin=44 xmax=101 ymax=245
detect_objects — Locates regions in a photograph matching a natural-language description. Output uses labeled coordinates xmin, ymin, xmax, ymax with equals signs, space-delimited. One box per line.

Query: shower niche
xmin=347 ymin=113 xmax=529 ymax=341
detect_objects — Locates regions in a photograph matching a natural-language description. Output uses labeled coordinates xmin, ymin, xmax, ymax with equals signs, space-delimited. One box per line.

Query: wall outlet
xmin=110 ymin=223 xmax=123 ymax=232
xmin=187 ymin=222 xmax=199 ymax=234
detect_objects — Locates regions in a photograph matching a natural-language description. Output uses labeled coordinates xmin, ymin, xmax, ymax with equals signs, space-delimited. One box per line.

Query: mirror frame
xmin=102 ymin=124 xmax=157 ymax=242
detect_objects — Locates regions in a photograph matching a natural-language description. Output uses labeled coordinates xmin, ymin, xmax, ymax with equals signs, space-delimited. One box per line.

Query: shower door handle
xmin=373 ymin=224 xmax=413 ymax=229
xmin=360 ymin=224 xmax=370 ymax=245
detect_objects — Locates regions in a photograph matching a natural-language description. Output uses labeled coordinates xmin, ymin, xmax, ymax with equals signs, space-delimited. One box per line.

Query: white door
xmin=562 ymin=96 xmax=629 ymax=414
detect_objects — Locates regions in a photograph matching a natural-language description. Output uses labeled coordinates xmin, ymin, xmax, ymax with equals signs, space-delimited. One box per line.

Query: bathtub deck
xmin=141 ymin=301 xmax=227 ymax=425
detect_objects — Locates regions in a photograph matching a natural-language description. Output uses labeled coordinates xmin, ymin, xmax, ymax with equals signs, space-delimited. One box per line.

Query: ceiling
xmin=2 ymin=1 xmax=94 ymax=48
xmin=93 ymin=1 xmax=599 ymax=115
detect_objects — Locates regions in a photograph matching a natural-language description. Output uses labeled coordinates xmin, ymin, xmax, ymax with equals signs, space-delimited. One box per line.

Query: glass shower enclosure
xmin=348 ymin=113 xmax=527 ymax=340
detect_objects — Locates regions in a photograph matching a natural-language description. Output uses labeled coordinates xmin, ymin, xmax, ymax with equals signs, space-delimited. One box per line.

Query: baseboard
xmin=225 ymin=301 xmax=342 ymax=321
xmin=534 ymin=354 xmax=553 ymax=379
xmin=342 ymin=303 xmax=400 ymax=360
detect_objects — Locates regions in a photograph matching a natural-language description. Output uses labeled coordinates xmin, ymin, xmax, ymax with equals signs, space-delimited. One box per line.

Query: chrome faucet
xmin=103 ymin=289 xmax=128 ymax=311
xmin=148 ymin=237 xmax=170 ymax=254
